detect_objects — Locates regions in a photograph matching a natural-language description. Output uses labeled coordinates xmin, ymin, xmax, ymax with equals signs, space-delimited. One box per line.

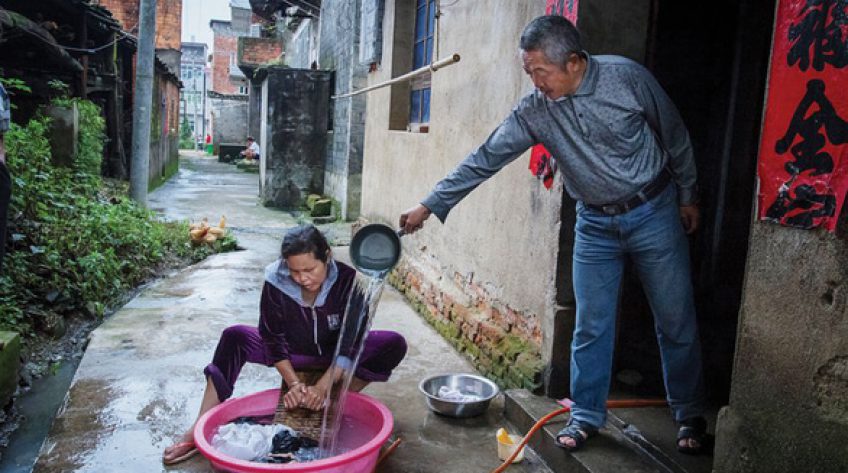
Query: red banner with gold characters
xmin=757 ymin=0 xmax=848 ymax=231
xmin=528 ymin=1 xmax=580 ymax=189
xmin=545 ymin=0 xmax=579 ymax=22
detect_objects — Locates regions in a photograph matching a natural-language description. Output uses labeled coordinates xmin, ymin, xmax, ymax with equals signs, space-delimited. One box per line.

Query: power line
xmin=23 ymin=26 xmax=128 ymax=55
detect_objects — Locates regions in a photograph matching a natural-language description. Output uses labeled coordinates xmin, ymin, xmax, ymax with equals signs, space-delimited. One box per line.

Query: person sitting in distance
xmin=240 ymin=136 xmax=261 ymax=162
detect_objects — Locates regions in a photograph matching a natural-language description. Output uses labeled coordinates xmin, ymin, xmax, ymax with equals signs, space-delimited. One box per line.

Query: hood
xmin=264 ymin=257 xmax=338 ymax=307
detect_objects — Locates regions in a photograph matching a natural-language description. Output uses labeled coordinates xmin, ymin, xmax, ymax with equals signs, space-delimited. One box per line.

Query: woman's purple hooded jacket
xmin=259 ymin=258 xmax=367 ymax=364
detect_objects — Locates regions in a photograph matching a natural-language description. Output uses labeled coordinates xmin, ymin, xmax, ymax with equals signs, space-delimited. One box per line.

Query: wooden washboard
xmin=272 ymin=371 xmax=324 ymax=440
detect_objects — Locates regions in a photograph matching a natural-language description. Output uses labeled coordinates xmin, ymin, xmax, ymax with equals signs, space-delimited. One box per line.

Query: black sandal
xmin=677 ymin=416 xmax=713 ymax=455
xmin=555 ymin=419 xmax=598 ymax=452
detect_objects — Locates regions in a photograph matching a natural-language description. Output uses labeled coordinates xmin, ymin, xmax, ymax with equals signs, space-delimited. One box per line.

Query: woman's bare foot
xmin=163 ymin=433 xmax=198 ymax=465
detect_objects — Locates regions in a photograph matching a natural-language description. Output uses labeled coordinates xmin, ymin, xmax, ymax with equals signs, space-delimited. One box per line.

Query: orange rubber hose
xmin=490 ymin=399 xmax=667 ymax=473
xmin=374 ymin=437 xmax=402 ymax=470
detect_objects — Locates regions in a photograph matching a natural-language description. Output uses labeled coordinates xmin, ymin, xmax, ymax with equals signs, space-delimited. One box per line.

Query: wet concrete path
xmin=31 ymin=153 xmax=552 ymax=472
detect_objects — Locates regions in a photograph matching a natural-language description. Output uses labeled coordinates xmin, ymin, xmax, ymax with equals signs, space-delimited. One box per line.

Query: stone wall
xmin=319 ymin=0 xmax=368 ymax=221
xmin=714 ymin=221 xmax=848 ymax=472
xmin=361 ymin=0 xmax=554 ymax=389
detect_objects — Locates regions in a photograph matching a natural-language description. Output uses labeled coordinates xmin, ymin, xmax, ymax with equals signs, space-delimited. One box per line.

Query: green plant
xmin=0 ymin=97 xmax=235 ymax=335
xmin=0 ymin=75 xmax=31 ymax=109
xmin=47 ymin=79 xmax=70 ymax=98
xmin=52 ymin=97 xmax=105 ymax=179
xmin=179 ymin=117 xmax=194 ymax=149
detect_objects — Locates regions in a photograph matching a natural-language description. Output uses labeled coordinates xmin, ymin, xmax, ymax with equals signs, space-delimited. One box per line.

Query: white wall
xmin=361 ymin=0 xmax=560 ymax=359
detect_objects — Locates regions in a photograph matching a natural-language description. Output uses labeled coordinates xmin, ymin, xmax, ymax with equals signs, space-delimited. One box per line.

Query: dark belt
xmin=585 ymin=169 xmax=672 ymax=216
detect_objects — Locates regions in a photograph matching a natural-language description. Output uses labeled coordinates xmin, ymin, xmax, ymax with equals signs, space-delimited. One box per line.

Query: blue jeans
xmin=570 ymin=184 xmax=705 ymax=428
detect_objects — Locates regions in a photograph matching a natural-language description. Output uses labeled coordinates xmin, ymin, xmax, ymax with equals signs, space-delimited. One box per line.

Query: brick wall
xmin=98 ymin=0 xmax=137 ymax=32
xmin=388 ymin=256 xmax=545 ymax=391
xmin=238 ymin=37 xmax=282 ymax=65
xmin=97 ymin=0 xmax=181 ymax=51
xmin=155 ymin=0 xmax=182 ymax=51
xmin=212 ymin=35 xmax=238 ymax=94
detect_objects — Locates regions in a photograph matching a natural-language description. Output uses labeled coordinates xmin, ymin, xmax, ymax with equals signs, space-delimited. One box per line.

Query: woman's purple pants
xmin=204 ymin=324 xmax=408 ymax=402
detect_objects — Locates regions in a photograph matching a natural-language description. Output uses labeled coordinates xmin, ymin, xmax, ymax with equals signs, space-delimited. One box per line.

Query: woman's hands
xmin=282 ymin=380 xmax=328 ymax=411
xmin=282 ymin=381 xmax=307 ymax=410
xmin=302 ymin=383 xmax=328 ymax=411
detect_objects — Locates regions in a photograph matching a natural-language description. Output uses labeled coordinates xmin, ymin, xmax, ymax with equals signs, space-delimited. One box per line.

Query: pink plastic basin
xmin=194 ymin=389 xmax=393 ymax=473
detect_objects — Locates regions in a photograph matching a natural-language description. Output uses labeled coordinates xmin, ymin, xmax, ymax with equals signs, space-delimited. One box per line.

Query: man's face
xmin=522 ymin=49 xmax=582 ymax=100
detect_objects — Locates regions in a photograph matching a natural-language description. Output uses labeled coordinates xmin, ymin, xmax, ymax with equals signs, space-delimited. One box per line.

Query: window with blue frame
xmin=409 ymin=0 xmax=436 ymax=128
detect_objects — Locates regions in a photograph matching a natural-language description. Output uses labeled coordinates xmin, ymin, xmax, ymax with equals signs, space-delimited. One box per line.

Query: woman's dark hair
xmin=280 ymin=224 xmax=331 ymax=262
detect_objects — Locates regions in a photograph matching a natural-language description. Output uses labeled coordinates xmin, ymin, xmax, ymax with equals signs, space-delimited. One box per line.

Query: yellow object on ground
xmin=496 ymin=432 xmax=525 ymax=463
xmin=496 ymin=428 xmax=513 ymax=445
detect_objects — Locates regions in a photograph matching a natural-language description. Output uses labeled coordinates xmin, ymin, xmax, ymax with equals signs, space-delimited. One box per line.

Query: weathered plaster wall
xmin=714 ymin=222 xmax=848 ymax=472
xmin=149 ymin=75 xmax=180 ymax=185
xmin=209 ymin=95 xmax=249 ymax=150
xmin=287 ymin=20 xmax=316 ymax=69
xmin=320 ymin=0 xmax=368 ymax=221
xmin=579 ymin=0 xmax=651 ymax=63
xmin=362 ymin=0 xmax=555 ymax=388
xmin=260 ymin=68 xmax=332 ymax=208
xmin=248 ymin=81 xmax=262 ymax=141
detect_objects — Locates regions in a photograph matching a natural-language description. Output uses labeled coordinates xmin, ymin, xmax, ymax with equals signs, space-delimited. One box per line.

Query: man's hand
xmin=679 ymin=204 xmax=700 ymax=234
xmin=399 ymin=204 xmax=432 ymax=234
xmin=0 ymin=135 xmax=5 ymax=165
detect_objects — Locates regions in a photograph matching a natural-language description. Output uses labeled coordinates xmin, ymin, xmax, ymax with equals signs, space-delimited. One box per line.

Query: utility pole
xmin=129 ymin=0 xmax=157 ymax=206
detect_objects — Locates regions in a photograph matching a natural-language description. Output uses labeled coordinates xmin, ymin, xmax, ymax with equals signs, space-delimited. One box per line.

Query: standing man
xmin=0 ymin=82 xmax=11 ymax=274
xmin=399 ymin=16 xmax=708 ymax=454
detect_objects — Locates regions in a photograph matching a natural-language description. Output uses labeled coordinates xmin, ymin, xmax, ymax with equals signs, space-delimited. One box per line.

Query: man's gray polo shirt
xmin=422 ymin=53 xmax=697 ymax=222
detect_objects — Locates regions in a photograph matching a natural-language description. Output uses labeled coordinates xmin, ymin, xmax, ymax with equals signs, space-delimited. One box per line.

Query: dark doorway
xmin=549 ymin=0 xmax=777 ymax=405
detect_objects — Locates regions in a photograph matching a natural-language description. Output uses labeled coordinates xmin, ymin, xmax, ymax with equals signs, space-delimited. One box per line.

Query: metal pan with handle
xmin=349 ymin=223 xmax=405 ymax=276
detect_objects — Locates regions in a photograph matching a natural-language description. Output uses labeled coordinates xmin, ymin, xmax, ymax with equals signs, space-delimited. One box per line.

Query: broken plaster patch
xmin=813 ymin=355 xmax=848 ymax=424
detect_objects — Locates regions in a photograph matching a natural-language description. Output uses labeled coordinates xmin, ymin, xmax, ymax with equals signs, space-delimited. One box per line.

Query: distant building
xmin=210 ymin=19 xmax=247 ymax=95
xmin=180 ymin=42 xmax=209 ymax=145
xmin=207 ymin=1 xmax=278 ymax=151
xmin=91 ymin=0 xmax=183 ymax=183
xmin=97 ymin=0 xmax=183 ymax=72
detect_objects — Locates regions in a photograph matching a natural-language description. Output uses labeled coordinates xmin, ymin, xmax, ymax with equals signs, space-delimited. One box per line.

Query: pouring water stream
xmin=316 ymin=225 xmax=403 ymax=459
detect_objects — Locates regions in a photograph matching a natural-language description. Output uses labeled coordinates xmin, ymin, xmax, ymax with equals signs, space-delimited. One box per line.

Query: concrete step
xmin=504 ymin=390 xmax=714 ymax=473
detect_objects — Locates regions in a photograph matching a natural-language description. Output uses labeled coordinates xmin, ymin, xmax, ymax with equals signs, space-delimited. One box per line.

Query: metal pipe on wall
xmin=332 ymin=53 xmax=460 ymax=99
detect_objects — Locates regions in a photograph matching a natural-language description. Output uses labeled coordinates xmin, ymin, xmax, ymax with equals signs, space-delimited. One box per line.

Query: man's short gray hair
xmin=519 ymin=15 xmax=584 ymax=68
